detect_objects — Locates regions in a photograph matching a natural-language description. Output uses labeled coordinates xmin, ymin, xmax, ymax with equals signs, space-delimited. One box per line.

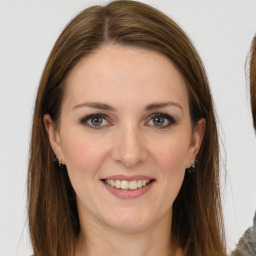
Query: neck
xmin=75 ymin=210 xmax=180 ymax=256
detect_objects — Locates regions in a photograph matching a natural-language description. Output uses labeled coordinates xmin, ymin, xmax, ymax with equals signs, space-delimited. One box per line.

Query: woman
xmin=27 ymin=1 xmax=226 ymax=255
xmin=230 ymin=37 xmax=256 ymax=256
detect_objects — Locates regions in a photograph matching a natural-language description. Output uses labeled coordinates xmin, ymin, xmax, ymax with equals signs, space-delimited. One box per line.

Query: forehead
xmin=63 ymin=44 xmax=189 ymax=112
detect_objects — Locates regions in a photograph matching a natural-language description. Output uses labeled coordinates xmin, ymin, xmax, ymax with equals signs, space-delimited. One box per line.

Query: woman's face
xmin=45 ymin=45 xmax=204 ymax=232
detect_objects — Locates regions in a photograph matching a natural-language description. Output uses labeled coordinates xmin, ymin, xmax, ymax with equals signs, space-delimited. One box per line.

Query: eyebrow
xmin=72 ymin=101 xmax=183 ymax=114
xmin=73 ymin=102 xmax=116 ymax=111
xmin=145 ymin=101 xmax=183 ymax=113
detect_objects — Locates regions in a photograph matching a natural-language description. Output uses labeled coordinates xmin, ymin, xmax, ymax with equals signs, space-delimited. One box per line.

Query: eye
xmin=146 ymin=113 xmax=176 ymax=128
xmin=80 ymin=114 xmax=111 ymax=129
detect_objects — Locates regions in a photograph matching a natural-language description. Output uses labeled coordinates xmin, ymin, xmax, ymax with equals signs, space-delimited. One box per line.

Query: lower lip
xmin=102 ymin=181 xmax=155 ymax=199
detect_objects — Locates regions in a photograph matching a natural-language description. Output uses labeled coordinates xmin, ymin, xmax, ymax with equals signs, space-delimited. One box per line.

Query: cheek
xmin=154 ymin=134 xmax=190 ymax=171
xmin=60 ymin=131 xmax=110 ymax=210
xmin=152 ymin=135 xmax=190 ymax=200
xmin=60 ymin=131 xmax=108 ymax=178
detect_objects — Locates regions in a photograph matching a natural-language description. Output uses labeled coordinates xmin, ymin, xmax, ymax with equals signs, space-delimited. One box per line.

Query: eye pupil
xmin=92 ymin=117 xmax=103 ymax=126
xmin=153 ymin=117 xmax=164 ymax=126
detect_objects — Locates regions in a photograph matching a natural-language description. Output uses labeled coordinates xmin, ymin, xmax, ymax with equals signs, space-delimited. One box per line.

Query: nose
xmin=111 ymin=125 xmax=148 ymax=168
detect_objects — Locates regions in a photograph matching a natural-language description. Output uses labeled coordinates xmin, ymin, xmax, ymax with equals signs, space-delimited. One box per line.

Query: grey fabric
xmin=231 ymin=212 xmax=256 ymax=256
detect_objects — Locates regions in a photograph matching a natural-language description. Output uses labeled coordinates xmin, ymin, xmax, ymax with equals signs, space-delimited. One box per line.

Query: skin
xmin=44 ymin=44 xmax=205 ymax=256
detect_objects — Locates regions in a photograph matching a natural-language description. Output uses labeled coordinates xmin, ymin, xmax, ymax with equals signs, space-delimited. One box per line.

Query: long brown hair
xmin=250 ymin=36 xmax=256 ymax=130
xmin=27 ymin=1 xmax=226 ymax=255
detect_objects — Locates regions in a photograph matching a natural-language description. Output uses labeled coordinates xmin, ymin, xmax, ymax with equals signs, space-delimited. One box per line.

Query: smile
xmin=104 ymin=179 xmax=151 ymax=190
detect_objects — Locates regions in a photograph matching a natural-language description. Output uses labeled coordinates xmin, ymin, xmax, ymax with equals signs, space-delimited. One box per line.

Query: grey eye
xmin=90 ymin=116 xmax=103 ymax=126
xmin=147 ymin=113 xmax=176 ymax=128
xmin=81 ymin=114 xmax=110 ymax=129
xmin=152 ymin=116 xmax=165 ymax=126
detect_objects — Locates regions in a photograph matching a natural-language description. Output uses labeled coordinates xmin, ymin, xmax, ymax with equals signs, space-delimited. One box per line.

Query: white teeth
xmin=115 ymin=180 xmax=121 ymax=188
xmin=121 ymin=180 xmax=129 ymax=189
xmin=104 ymin=179 xmax=151 ymax=190
xmin=137 ymin=180 xmax=142 ymax=188
xmin=129 ymin=180 xmax=137 ymax=190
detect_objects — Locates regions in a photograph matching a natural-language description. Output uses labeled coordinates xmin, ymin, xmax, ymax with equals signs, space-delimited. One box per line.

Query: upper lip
xmin=102 ymin=175 xmax=156 ymax=181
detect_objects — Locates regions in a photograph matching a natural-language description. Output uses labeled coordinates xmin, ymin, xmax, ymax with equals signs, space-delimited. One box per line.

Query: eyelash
xmin=147 ymin=113 xmax=176 ymax=129
xmin=80 ymin=114 xmax=110 ymax=129
xmin=80 ymin=113 xmax=176 ymax=129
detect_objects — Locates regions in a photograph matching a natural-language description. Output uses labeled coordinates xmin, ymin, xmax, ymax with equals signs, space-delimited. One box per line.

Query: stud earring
xmin=57 ymin=157 xmax=62 ymax=167
xmin=54 ymin=156 xmax=64 ymax=169
xmin=187 ymin=159 xmax=197 ymax=173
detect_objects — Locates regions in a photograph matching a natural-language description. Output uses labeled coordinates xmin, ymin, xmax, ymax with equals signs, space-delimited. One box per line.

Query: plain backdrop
xmin=1 ymin=0 xmax=256 ymax=255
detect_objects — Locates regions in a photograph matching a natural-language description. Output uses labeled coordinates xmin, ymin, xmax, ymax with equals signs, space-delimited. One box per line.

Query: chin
xmin=108 ymin=220 xmax=150 ymax=232
xmin=101 ymin=208 xmax=158 ymax=232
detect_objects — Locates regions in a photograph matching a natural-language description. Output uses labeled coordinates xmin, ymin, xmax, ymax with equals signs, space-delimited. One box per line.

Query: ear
xmin=186 ymin=118 xmax=206 ymax=168
xmin=43 ymin=114 xmax=65 ymax=164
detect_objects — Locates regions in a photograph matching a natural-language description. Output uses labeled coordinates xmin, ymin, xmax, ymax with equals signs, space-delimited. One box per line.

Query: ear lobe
xmin=186 ymin=118 xmax=206 ymax=167
xmin=43 ymin=114 xmax=63 ymax=161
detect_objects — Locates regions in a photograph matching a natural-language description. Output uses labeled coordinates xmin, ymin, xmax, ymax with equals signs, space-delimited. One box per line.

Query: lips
xmin=104 ymin=179 xmax=151 ymax=190
xmin=101 ymin=175 xmax=156 ymax=199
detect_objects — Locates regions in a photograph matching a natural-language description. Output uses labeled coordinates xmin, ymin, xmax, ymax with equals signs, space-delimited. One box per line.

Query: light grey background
xmin=1 ymin=0 xmax=256 ymax=255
